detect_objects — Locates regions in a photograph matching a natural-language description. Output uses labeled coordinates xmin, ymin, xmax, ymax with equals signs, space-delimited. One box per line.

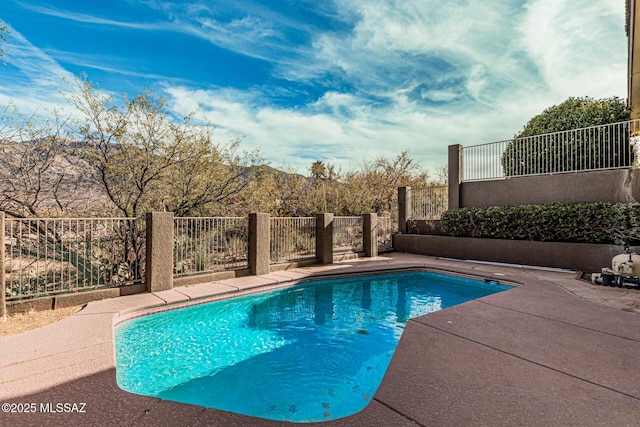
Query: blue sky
xmin=0 ymin=0 xmax=628 ymax=175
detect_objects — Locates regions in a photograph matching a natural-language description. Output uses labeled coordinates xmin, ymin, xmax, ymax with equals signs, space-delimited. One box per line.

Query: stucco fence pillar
xmin=398 ymin=186 xmax=411 ymax=234
xmin=145 ymin=212 xmax=174 ymax=293
xmin=316 ymin=213 xmax=334 ymax=264
xmin=249 ymin=213 xmax=270 ymax=275
xmin=448 ymin=144 xmax=462 ymax=210
xmin=363 ymin=213 xmax=378 ymax=258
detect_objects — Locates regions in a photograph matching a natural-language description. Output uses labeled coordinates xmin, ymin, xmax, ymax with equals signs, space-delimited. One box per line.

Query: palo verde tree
xmin=0 ymin=103 xmax=109 ymax=290
xmin=70 ymin=77 xmax=261 ymax=218
xmin=69 ymin=77 xmax=266 ymax=281
xmin=502 ymin=96 xmax=632 ymax=176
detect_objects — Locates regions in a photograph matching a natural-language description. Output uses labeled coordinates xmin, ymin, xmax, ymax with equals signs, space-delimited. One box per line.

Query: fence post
xmin=145 ymin=212 xmax=174 ymax=292
xmin=316 ymin=213 xmax=334 ymax=264
xmin=249 ymin=213 xmax=270 ymax=275
xmin=448 ymin=144 xmax=462 ymax=210
xmin=1 ymin=212 xmax=5 ymax=321
xmin=363 ymin=213 xmax=378 ymax=257
xmin=398 ymin=186 xmax=411 ymax=233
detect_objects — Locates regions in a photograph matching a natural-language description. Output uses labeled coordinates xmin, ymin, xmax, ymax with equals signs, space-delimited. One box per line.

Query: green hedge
xmin=440 ymin=202 xmax=640 ymax=245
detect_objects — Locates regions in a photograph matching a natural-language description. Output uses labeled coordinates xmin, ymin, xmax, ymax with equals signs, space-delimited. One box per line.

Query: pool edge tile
xmin=152 ymin=289 xmax=191 ymax=305
xmin=218 ymin=275 xmax=280 ymax=291
xmin=172 ymin=282 xmax=238 ymax=300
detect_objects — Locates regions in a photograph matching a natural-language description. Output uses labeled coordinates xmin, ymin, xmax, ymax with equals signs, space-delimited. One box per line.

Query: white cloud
xmin=0 ymin=0 xmax=629 ymax=176
xmin=163 ymin=84 xmax=533 ymax=175
xmin=308 ymin=1 xmax=533 ymax=99
xmin=15 ymin=1 xmax=171 ymax=30
xmin=0 ymin=25 xmax=74 ymax=112
xmin=520 ymin=0 xmax=626 ymax=99
xmin=159 ymin=0 xmax=627 ymax=174
xmin=165 ymin=86 xmax=358 ymax=172
xmin=312 ymin=0 xmax=625 ymax=105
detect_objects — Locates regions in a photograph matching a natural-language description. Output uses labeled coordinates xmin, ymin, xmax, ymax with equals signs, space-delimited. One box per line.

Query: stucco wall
xmin=459 ymin=168 xmax=640 ymax=208
xmin=393 ymin=234 xmax=622 ymax=272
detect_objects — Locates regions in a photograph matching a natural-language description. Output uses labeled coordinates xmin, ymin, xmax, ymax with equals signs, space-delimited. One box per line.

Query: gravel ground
xmin=0 ymin=305 xmax=84 ymax=337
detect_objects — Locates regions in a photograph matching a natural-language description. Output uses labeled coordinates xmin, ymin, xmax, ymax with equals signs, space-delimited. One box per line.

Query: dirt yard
xmin=0 ymin=305 xmax=84 ymax=337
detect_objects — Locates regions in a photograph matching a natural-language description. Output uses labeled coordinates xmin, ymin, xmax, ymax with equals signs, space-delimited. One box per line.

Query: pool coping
xmin=1 ymin=253 xmax=640 ymax=426
xmin=112 ymin=266 xmax=522 ymax=327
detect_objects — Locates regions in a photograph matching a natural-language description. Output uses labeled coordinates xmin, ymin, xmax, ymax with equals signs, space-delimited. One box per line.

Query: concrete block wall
xmin=393 ymin=234 xmax=621 ymax=273
xmin=448 ymin=144 xmax=640 ymax=209
xmin=392 ymin=147 xmax=639 ymax=273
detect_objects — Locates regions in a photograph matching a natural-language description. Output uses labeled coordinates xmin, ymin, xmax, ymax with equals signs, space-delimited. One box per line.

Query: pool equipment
xmin=592 ymin=247 xmax=640 ymax=288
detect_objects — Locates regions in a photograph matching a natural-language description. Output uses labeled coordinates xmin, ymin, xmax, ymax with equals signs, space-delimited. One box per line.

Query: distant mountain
xmin=0 ymin=138 xmax=308 ymax=218
xmin=0 ymin=138 xmax=105 ymax=217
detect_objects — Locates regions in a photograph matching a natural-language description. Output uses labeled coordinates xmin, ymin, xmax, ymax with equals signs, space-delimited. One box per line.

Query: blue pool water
xmin=114 ymin=271 xmax=510 ymax=422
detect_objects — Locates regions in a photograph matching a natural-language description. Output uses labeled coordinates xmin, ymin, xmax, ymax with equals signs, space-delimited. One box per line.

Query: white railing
xmin=333 ymin=216 xmax=363 ymax=254
xmin=377 ymin=216 xmax=394 ymax=252
xmin=270 ymin=217 xmax=316 ymax=264
xmin=410 ymin=186 xmax=448 ymax=220
xmin=462 ymin=120 xmax=640 ymax=181
xmin=173 ymin=217 xmax=248 ymax=276
xmin=4 ymin=217 xmax=145 ymax=301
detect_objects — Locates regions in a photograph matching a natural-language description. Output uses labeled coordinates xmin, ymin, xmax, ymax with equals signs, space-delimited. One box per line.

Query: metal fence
xmin=270 ymin=217 xmax=316 ymax=264
xmin=173 ymin=217 xmax=248 ymax=277
xmin=333 ymin=216 xmax=363 ymax=254
xmin=377 ymin=216 xmax=394 ymax=252
xmin=4 ymin=217 xmax=145 ymax=301
xmin=3 ymin=213 xmax=394 ymax=303
xmin=462 ymin=120 xmax=640 ymax=181
xmin=410 ymin=186 xmax=448 ymax=220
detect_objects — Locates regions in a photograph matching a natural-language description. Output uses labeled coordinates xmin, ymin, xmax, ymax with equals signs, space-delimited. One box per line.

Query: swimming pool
xmin=114 ymin=270 xmax=511 ymax=422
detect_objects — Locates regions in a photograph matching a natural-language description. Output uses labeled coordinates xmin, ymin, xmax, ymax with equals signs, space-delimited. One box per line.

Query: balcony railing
xmin=462 ymin=120 xmax=640 ymax=181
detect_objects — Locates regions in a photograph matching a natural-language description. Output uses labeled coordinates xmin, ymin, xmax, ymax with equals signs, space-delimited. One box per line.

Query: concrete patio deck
xmin=1 ymin=253 xmax=639 ymax=426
